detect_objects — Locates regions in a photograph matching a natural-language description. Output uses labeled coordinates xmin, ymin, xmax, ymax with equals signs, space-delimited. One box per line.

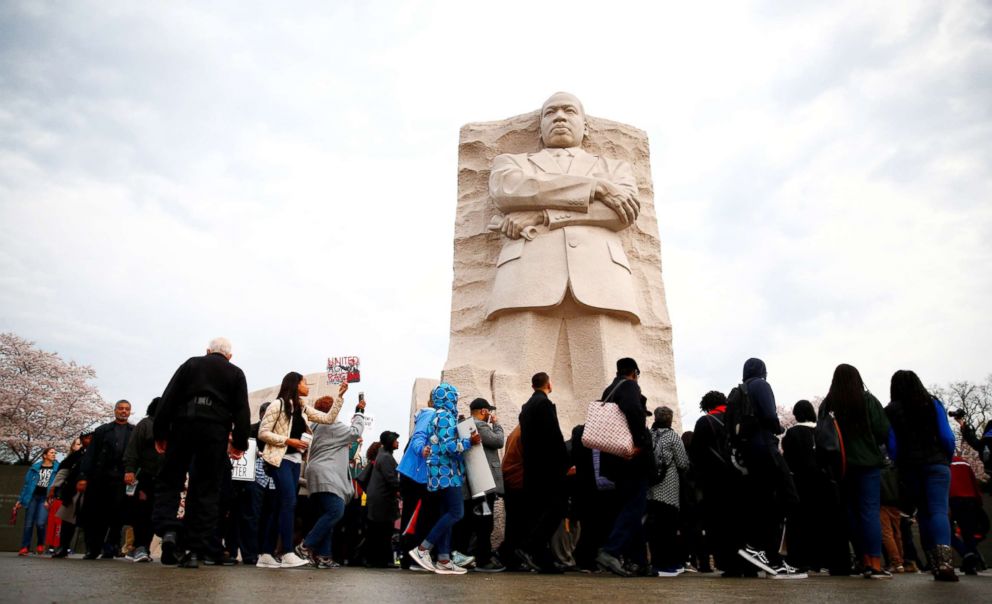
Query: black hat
xmin=469 ymin=398 xmax=496 ymax=411
xmin=616 ymin=357 xmax=640 ymax=376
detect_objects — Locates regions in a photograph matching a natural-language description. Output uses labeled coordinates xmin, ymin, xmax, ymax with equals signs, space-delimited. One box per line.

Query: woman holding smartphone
xmin=257 ymin=372 xmax=346 ymax=568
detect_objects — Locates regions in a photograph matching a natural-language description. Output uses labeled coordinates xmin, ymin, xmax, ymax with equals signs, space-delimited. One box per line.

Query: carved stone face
xmin=540 ymin=92 xmax=586 ymax=148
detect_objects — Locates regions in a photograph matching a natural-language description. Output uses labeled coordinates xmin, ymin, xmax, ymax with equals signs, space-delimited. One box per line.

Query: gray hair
xmin=653 ymin=406 xmax=673 ymax=429
xmin=207 ymin=337 xmax=232 ymax=356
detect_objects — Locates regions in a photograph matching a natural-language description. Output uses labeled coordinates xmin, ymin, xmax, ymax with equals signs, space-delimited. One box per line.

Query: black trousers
xmin=364 ymin=519 xmax=395 ymax=567
xmin=453 ymin=493 xmax=497 ymax=565
xmin=152 ymin=421 xmax=229 ymax=552
xmin=399 ymin=475 xmax=438 ymax=568
xmin=83 ymin=479 xmax=126 ymax=555
xmin=130 ymin=486 xmax=155 ymax=551
xmin=647 ymin=500 xmax=680 ymax=570
xmin=498 ymin=487 xmax=526 ymax=566
xmin=523 ymin=486 xmax=566 ymax=566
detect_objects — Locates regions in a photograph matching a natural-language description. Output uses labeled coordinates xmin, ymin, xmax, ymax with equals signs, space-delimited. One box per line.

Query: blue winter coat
xmin=19 ymin=459 xmax=60 ymax=506
xmin=397 ymin=407 xmax=435 ymax=484
xmin=426 ymin=385 xmax=471 ymax=492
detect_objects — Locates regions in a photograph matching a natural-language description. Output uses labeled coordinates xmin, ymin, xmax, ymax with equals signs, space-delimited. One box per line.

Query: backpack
xmin=702 ymin=413 xmax=739 ymax=475
xmin=815 ymin=407 xmax=846 ymax=481
xmin=650 ymin=428 xmax=671 ymax=486
xmin=724 ymin=382 xmax=757 ymax=474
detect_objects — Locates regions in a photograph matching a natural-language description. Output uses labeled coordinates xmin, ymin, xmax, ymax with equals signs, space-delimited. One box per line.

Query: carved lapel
xmin=529 ymin=149 xmax=563 ymax=174
xmin=569 ymin=149 xmax=599 ymax=176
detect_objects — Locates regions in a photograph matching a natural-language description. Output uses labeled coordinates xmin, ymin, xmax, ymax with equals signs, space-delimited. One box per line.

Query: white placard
xmin=231 ymin=438 xmax=257 ymax=482
xmin=457 ymin=419 xmax=496 ymax=498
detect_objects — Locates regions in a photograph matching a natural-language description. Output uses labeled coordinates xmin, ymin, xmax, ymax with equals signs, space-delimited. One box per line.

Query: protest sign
xmin=327 ymin=356 xmax=361 ymax=384
xmin=231 ymin=438 xmax=257 ymax=482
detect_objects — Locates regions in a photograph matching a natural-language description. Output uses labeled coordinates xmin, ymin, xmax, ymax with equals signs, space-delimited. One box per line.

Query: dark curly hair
xmin=700 ymin=390 xmax=727 ymax=413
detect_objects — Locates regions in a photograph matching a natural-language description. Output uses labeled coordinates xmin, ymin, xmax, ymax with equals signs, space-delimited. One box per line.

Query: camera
xmin=948 ymin=408 xmax=966 ymax=420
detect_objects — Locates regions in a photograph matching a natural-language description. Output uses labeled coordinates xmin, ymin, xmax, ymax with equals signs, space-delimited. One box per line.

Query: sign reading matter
xmin=327 ymin=356 xmax=361 ymax=384
xmin=231 ymin=438 xmax=257 ymax=482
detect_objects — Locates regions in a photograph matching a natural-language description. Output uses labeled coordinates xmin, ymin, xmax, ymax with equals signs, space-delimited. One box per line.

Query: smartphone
xmin=359 ymin=392 xmax=365 ymax=403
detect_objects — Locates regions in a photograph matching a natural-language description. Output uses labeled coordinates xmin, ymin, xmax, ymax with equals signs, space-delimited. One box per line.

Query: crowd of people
xmin=12 ymin=338 xmax=992 ymax=584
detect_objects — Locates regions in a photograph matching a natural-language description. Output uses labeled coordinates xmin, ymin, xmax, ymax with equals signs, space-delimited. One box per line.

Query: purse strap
xmin=601 ymin=378 xmax=627 ymax=406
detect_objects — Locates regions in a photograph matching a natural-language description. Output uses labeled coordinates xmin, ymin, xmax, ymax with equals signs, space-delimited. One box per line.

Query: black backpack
xmin=724 ymin=382 xmax=758 ymax=474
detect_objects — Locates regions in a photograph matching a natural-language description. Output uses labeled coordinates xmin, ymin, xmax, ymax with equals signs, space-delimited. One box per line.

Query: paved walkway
xmin=1 ymin=553 xmax=988 ymax=603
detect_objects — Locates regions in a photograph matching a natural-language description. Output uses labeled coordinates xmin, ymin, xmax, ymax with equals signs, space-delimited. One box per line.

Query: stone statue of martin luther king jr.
xmin=487 ymin=92 xmax=642 ymax=323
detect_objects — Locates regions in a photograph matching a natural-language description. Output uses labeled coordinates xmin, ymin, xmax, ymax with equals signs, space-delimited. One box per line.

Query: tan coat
xmin=259 ymin=396 xmax=343 ymax=467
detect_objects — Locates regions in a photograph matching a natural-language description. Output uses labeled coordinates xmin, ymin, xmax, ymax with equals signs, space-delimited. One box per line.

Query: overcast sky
xmin=1 ymin=0 xmax=990 ymax=444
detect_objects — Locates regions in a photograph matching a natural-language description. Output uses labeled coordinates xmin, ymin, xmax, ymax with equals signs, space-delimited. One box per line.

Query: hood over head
xmin=431 ymin=382 xmax=459 ymax=414
xmin=743 ymin=358 xmax=767 ymax=381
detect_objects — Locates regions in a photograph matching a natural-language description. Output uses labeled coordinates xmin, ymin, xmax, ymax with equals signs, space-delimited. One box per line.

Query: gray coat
xmin=476 ymin=419 xmax=505 ymax=495
xmin=304 ymin=413 xmax=366 ymax=503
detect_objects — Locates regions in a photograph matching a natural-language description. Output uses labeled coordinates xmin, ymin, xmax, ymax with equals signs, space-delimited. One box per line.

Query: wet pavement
xmin=0 ymin=553 xmax=988 ymax=603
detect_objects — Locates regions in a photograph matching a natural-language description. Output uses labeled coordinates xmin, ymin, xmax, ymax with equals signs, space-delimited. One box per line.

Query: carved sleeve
xmin=489 ymin=154 xmax=596 ymax=213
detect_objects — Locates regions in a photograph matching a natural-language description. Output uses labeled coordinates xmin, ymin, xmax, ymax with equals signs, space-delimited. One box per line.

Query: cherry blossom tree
xmin=0 ymin=332 xmax=111 ymax=464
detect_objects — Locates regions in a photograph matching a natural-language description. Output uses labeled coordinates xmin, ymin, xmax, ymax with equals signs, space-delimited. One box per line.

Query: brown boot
xmin=931 ymin=546 xmax=959 ymax=582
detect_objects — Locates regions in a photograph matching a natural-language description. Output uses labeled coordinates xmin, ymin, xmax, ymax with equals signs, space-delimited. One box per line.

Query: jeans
xmin=303 ymin=492 xmax=345 ymax=557
xmin=262 ymin=459 xmax=301 ymax=555
xmin=234 ymin=481 xmax=263 ymax=562
xmin=901 ymin=463 xmax=951 ymax=550
xmin=21 ymin=492 xmax=48 ymax=548
xmin=423 ymin=486 xmax=463 ymax=558
xmin=844 ymin=466 xmax=882 ymax=558
xmin=602 ymin=478 xmax=648 ymax=565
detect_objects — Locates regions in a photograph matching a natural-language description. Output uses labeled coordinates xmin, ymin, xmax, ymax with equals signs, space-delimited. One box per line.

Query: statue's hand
xmin=500 ymin=212 xmax=544 ymax=239
xmin=595 ymin=179 xmax=639 ymax=225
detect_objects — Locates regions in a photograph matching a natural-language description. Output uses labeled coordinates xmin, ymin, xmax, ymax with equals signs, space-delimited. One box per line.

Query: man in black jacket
xmin=152 ymin=337 xmax=250 ymax=568
xmin=517 ymin=372 xmax=570 ymax=572
xmin=78 ymin=399 xmax=134 ymax=559
xmin=596 ymin=358 xmax=652 ymax=577
xmin=123 ymin=397 xmax=164 ymax=562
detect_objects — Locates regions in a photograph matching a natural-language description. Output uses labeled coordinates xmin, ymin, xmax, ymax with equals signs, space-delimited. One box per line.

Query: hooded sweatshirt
xmin=742 ymin=358 xmax=784 ymax=450
xmin=397 ymin=407 xmax=436 ymax=484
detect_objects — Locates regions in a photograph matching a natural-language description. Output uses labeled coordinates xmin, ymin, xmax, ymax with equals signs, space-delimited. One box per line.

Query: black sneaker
xmin=769 ymin=562 xmax=808 ymax=579
xmin=474 ymin=561 xmax=506 ymax=573
xmin=864 ymin=567 xmax=892 ymax=580
xmin=595 ymin=549 xmax=631 ymax=578
xmin=737 ymin=545 xmax=776 ymax=575
xmin=160 ymin=531 xmax=179 ymax=566
xmin=177 ymin=552 xmax=199 ymax=569
xmin=514 ymin=549 xmax=541 ymax=573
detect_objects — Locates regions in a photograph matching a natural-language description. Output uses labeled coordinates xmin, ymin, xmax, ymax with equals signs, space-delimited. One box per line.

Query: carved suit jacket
xmin=487 ymin=147 xmax=640 ymax=322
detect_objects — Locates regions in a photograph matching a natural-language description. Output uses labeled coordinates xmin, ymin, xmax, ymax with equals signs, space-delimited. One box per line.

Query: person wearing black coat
xmin=517 ymin=371 xmax=570 ymax=572
xmin=731 ymin=358 xmax=803 ymax=578
xmin=595 ymin=358 xmax=653 ymax=577
xmin=781 ymin=400 xmax=848 ymax=573
xmin=78 ymin=399 xmax=134 ymax=559
xmin=689 ymin=390 xmax=749 ymax=575
xmin=123 ymin=398 xmax=164 ymax=562
xmin=151 ymin=337 xmax=251 ymax=568
xmin=364 ymin=431 xmax=400 ymax=567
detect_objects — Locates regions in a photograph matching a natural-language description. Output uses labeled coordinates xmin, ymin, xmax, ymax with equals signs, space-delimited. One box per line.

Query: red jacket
xmin=949 ymin=456 xmax=981 ymax=499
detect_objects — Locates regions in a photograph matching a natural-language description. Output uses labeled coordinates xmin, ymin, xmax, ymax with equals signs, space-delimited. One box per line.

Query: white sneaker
xmin=409 ymin=547 xmax=436 ymax=573
xmin=256 ymin=553 xmax=281 ymax=568
xmin=279 ymin=552 xmax=311 ymax=568
xmin=451 ymin=550 xmax=476 ymax=569
xmin=435 ymin=559 xmax=468 ymax=575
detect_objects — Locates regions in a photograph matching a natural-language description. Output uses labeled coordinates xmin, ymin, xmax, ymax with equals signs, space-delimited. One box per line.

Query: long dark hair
xmin=822 ymin=364 xmax=868 ymax=436
xmin=890 ymin=369 xmax=936 ymax=426
xmin=276 ymin=372 xmax=304 ymax=417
